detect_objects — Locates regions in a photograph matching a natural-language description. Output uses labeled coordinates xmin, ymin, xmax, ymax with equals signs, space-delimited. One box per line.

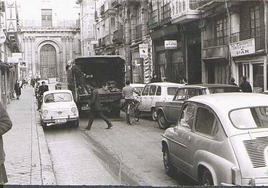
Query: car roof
xmin=43 ymin=89 xmax=72 ymax=95
xmin=179 ymin=83 xmax=239 ymax=89
xmin=146 ymin=82 xmax=184 ymax=87
xmin=189 ymin=93 xmax=268 ymax=111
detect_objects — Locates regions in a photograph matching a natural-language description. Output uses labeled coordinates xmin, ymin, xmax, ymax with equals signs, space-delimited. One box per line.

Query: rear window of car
xmin=44 ymin=93 xmax=72 ymax=103
xmin=208 ymin=87 xmax=240 ymax=93
xmin=167 ymin=87 xmax=179 ymax=95
xmin=230 ymin=106 xmax=268 ymax=129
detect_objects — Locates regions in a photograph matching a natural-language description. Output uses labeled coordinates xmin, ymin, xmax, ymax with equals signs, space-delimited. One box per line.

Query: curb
xmin=33 ymin=95 xmax=57 ymax=185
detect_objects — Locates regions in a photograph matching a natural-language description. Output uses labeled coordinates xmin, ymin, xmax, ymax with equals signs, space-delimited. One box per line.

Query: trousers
xmin=87 ymin=110 xmax=112 ymax=129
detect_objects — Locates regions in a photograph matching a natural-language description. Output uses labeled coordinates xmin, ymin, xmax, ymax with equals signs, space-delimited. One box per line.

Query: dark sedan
xmin=155 ymin=84 xmax=241 ymax=129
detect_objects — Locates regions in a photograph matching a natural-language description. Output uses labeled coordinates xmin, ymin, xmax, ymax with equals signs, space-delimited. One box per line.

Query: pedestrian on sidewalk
xmin=37 ymin=81 xmax=49 ymax=110
xmin=14 ymin=80 xmax=22 ymax=100
xmin=0 ymin=102 xmax=12 ymax=184
xmin=86 ymin=82 xmax=113 ymax=130
xmin=240 ymin=76 xmax=252 ymax=92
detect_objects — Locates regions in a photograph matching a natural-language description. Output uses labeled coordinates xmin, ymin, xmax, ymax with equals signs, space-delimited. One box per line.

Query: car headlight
xmin=42 ymin=110 xmax=48 ymax=117
xmin=71 ymin=107 xmax=78 ymax=115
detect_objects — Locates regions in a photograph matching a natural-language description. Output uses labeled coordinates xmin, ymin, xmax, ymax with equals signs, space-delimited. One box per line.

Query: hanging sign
xmin=139 ymin=43 xmax=148 ymax=59
xmin=165 ymin=40 xmax=177 ymax=49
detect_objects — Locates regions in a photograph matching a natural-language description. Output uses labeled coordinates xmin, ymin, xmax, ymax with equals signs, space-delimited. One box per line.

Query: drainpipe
xmin=225 ymin=0 xmax=232 ymax=84
xmin=264 ymin=0 xmax=267 ymax=91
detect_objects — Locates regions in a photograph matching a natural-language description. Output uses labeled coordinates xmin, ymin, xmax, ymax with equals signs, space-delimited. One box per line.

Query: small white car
xmin=40 ymin=90 xmax=79 ymax=128
xmin=138 ymin=82 xmax=184 ymax=120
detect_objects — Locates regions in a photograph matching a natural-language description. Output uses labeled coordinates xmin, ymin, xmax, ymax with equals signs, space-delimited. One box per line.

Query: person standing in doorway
xmin=0 ymin=101 xmax=12 ymax=184
xmin=14 ymin=80 xmax=21 ymax=100
xmin=240 ymin=76 xmax=252 ymax=92
xmin=86 ymin=82 xmax=113 ymax=130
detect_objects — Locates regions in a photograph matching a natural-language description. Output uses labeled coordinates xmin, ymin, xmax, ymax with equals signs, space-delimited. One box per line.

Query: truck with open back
xmin=66 ymin=55 xmax=125 ymax=117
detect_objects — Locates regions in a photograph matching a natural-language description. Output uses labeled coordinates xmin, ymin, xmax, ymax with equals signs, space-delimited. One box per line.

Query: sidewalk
xmin=4 ymin=86 xmax=56 ymax=185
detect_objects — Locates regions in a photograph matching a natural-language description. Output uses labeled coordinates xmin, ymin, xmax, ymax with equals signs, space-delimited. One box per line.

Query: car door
xmin=165 ymin=88 xmax=186 ymax=122
xmin=171 ymin=102 xmax=197 ymax=172
xmin=145 ymin=85 xmax=157 ymax=111
xmin=139 ymin=84 xmax=150 ymax=111
xmin=186 ymin=105 xmax=222 ymax=178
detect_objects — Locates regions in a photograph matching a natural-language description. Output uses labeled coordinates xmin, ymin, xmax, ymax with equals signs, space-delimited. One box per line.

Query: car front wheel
xmin=151 ymin=108 xmax=157 ymax=121
xmin=73 ymin=120 xmax=79 ymax=128
xmin=199 ymin=169 xmax=214 ymax=186
xmin=163 ymin=146 xmax=176 ymax=176
xmin=157 ymin=111 xmax=170 ymax=129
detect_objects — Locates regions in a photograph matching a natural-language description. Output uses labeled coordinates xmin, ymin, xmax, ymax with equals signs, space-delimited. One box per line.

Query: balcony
xmin=161 ymin=2 xmax=171 ymax=25
xmin=113 ymin=27 xmax=123 ymax=44
xmin=111 ymin=0 xmax=122 ymax=8
xmin=148 ymin=9 xmax=159 ymax=29
xmin=230 ymin=27 xmax=265 ymax=51
xmin=203 ymin=36 xmax=228 ymax=48
xmin=135 ymin=24 xmax=142 ymax=41
xmin=171 ymin=0 xmax=200 ymax=24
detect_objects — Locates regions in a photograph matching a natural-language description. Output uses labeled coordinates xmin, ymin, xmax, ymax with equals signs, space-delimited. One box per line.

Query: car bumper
xmin=42 ymin=117 xmax=78 ymax=126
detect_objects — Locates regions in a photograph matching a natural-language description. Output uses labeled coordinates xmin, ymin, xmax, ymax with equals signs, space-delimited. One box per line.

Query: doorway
xmin=40 ymin=44 xmax=57 ymax=79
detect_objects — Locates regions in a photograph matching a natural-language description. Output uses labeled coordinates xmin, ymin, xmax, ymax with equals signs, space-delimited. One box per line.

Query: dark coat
xmin=38 ymin=85 xmax=49 ymax=96
xmin=0 ymin=102 xmax=12 ymax=165
xmin=14 ymin=83 xmax=21 ymax=95
xmin=90 ymin=89 xmax=102 ymax=111
xmin=240 ymin=81 xmax=252 ymax=92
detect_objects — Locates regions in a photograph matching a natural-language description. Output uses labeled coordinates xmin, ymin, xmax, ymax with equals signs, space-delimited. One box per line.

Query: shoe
xmin=106 ymin=124 xmax=113 ymax=129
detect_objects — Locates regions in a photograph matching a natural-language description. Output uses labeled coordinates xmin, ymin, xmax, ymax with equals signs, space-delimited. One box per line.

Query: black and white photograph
xmin=0 ymin=0 xmax=268 ymax=186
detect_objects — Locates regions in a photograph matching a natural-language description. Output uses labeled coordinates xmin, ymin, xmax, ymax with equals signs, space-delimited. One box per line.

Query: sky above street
xmin=16 ymin=0 xmax=79 ymax=24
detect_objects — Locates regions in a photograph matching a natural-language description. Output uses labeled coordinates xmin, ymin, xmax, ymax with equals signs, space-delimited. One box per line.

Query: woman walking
xmin=14 ymin=80 xmax=22 ymax=99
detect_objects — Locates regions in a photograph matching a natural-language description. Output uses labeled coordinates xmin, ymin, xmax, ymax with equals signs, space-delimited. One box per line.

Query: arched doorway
xmin=40 ymin=44 xmax=57 ymax=79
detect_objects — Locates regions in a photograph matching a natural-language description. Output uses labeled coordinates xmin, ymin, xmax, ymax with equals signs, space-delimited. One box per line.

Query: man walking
xmin=240 ymin=76 xmax=252 ymax=92
xmin=86 ymin=82 xmax=113 ymax=130
xmin=0 ymin=102 xmax=12 ymax=184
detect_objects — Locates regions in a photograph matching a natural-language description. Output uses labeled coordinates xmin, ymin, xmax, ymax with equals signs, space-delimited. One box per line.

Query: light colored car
xmin=40 ymin=90 xmax=79 ymax=128
xmin=162 ymin=93 xmax=268 ymax=186
xmin=156 ymin=84 xmax=241 ymax=129
xmin=138 ymin=82 xmax=184 ymax=120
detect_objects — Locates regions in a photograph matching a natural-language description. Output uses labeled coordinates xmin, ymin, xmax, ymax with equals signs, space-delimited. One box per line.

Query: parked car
xmin=156 ymin=84 xmax=241 ymax=129
xmin=138 ymin=82 xmax=184 ymax=120
xmin=40 ymin=90 xmax=79 ymax=128
xmin=162 ymin=93 xmax=268 ymax=186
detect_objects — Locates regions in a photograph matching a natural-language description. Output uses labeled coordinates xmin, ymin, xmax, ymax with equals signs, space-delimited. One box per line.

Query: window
xmin=44 ymin=93 xmax=72 ymax=103
xmin=167 ymin=87 xmax=178 ymax=95
xmin=179 ymin=103 xmax=195 ymax=129
xmin=250 ymin=5 xmax=260 ymax=37
xmin=174 ymin=89 xmax=186 ymax=101
xmin=149 ymin=85 xmax=157 ymax=96
xmin=41 ymin=9 xmax=52 ymax=27
xmin=156 ymin=86 xmax=161 ymax=96
xmin=195 ymin=107 xmax=217 ymax=136
xmin=111 ymin=17 xmax=115 ymax=30
xmin=142 ymin=85 xmax=149 ymax=96
xmin=215 ymin=17 xmax=228 ymax=45
xmin=230 ymin=107 xmax=268 ymax=129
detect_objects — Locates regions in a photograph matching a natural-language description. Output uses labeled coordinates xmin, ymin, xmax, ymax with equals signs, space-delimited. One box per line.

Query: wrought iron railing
xmin=203 ymin=27 xmax=264 ymax=50
xmin=161 ymin=2 xmax=171 ymax=25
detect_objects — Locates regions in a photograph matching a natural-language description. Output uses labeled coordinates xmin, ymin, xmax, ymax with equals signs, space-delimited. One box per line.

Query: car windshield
xmin=208 ymin=87 xmax=240 ymax=93
xmin=44 ymin=93 xmax=72 ymax=103
xmin=167 ymin=87 xmax=179 ymax=95
xmin=230 ymin=106 xmax=268 ymax=129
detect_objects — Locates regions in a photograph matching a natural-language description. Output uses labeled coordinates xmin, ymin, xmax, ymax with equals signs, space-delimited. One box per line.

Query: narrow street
xmin=44 ymin=106 xmax=195 ymax=186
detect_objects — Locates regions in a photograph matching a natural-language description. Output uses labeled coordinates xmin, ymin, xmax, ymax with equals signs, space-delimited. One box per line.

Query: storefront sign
xmin=165 ymin=40 xmax=177 ymax=49
xmin=139 ymin=44 xmax=148 ymax=59
xmin=229 ymin=38 xmax=255 ymax=57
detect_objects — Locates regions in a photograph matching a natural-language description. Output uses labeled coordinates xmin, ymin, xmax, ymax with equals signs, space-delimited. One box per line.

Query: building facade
xmin=17 ymin=0 xmax=81 ymax=81
xmin=93 ymin=0 xmax=152 ymax=83
xmin=200 ymin=0 xmax=268 ymax=92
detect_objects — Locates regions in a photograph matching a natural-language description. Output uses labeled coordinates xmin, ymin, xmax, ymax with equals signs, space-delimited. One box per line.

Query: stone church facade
xmin=19 ymin=26 xmax=81 ymax=81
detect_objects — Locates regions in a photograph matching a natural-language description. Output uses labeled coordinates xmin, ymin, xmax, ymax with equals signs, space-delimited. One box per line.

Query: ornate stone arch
xmin=36 ymin=40 xmax=63 ymax=79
